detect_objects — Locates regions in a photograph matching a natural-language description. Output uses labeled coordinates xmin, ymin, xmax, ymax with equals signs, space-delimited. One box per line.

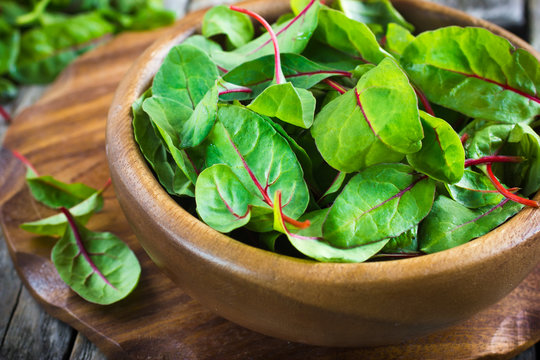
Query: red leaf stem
xmin=219 ymin=87 xmax=252 ymax=96
xmin=413 ymin=87 xmax=435 ymax=116
xmin=464 ymin=155 xmax=523 ymax=168
xmin=276 ymin=191 xmax=314 ymax=238
xmin=11 ymin=149 xmax=39 ymax=175
xmin=485 ymin=164 xmax=538 ymax=207
xmin=59 ymin=207 xmax=118 ymax=289
xmin=230 ymin=5 xmax=285 ymax=84
xmin=0 ymin=105 xmax=11 ymax=123
xmin=460 ymin=133 xmax=469 ymax=144
xmin=323 ymin=79 xmax=347 ymax=94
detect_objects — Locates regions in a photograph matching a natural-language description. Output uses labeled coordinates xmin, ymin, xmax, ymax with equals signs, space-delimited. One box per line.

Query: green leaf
xmin=26 ymin=169 xmax=98 ymax=209
xmin=181 ymin=35 xmax=223 ymax=56
xmin=400 ymin=27 xmax=540 ymax=123
xmin=380 ymin=226 xmax=418 ymax=254
xmin=222 ymin=53 xmax=351 ymax=99
xmin=200 ymin=105 xmax=310 ymax=232
xmin=332 ymin=0 xmax=413 ymax=34
xmin=0 ymin=77 xmax=17 ymax=101
xmin=121 ymin=7 xmax=175 ymax=31
xmin=445 ymin=169 xmax=503 ymax=209
xmin=406 ymin=111 xmax=465 ymax=184
xmin=312 ymin=58 xmax=422 ymax=172
xmin=211 ymin=0 xmax=320 ymax=70
xmin=464 ymin=122 xmax=515 ymax=159
xmin=11 ymin=12 xmax=114 ymax=84
xmin=418 ymin=195 xmax=523 ymax=253
xmin=195 ymin=164 xmax=255 ymax=232
xmin=322 ymin=163 xmax=435 ymax=248
xmin=248 ymin=82 xmax=316 ymax=128
xmin=52 ymin=213 xmax=141 ymax=305
xmin=301 ymin=39 xmax=365 ymax=70
xmin=313 ymin=7 xmax=388 ymax=65
xmin=0 ymin=31 xmax=19 ymax=75
xmin=384 ymin=23 xmax=415 ymax=57
xmin=132 ymin=90 xmax=194 ymax=197
xmin=15 ymin=0 xmax=51 ymax=26
xmin=317 ymin=171 xmax=348 ymax=205
xmin=275 ymin=206 xmax=389 ymax=263
xmin=202 ymin=5 xmax=254 ymax=49
xmin=20 ymin=191 xmax=103 ymax=236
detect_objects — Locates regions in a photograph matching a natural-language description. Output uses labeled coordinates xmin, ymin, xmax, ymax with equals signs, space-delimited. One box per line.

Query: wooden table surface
xmin=1 ymin=0 xmax=540 ymax=359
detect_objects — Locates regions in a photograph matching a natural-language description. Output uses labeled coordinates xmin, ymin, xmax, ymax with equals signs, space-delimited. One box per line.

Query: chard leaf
xmin=52 ymin=210 xmax=141 ymax=305
xmin=446 ymin=169 xmax=503 ymax=209
xmin=313 ymin=7 xmax=388 ymax=65
xmin=195 ymin=164 xmax=254 ymax=232
xmin=26 ymin=169 xmax=98 ymax=209
xmin=211 ymin=0 xmax=320 ymax=70
xmin=200 ymin=105 xmax=310 ymax=232
xmin=181 ymin=35 xmax=223 ymax=56
xmin=406 ymin=111 xmax=465 ymax=184
xmin=465 ymin=122 xmax=515 ymax=159
xmin=10 ymin=12 xmax=114 ymax=84
xmin=318 ymin=171 xmax=348 ymax=205
xmin=20 ymin=191 xmax=103 ymax=236
xmin=132 ymin=90 xmax=194 ymax=197
xmin=351 ymin=64 xmax=375 ymax=80
xmin=384 ymin=23 xmax=415 ymax=58
xmin=332 ymin=0 xmax=413 ymax=34
xmin=222 ymin=53 xmax=352 ymax=99
xmin=202 ymin=5 xmax=254 ymax=49
xmin=418 ymin=195 xmax=523 ymax=254
xmin=400 ymin=27 xmax=540 ymax=123
xmin=312 ymin=58 xmax=422 ymax=172
xmin=0 ymin=31 xmax=19 ymax=74
xmin=118 ymin=6 xmax=175 ymax=31
xmin=302 ymin=39 xmax=365 ymax=70
xmin=380 ymin=226 xmax=418 ymax=254
xmin=274 ymin=200 xmax=389 ymax=262
xmin=248 ymin=82 xmax=316 ymax=128
xmin=0 ymin=77 xmax=17 ymax=101
xmin=323 ymin=163 xmax=435 ymax=248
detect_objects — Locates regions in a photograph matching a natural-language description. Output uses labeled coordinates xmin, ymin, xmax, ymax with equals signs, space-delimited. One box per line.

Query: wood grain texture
xmin=0 ymin=1 xmax=539 ymax=359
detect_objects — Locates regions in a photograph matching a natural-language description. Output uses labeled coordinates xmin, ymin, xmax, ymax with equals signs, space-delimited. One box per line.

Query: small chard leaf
xmin=384 ymin=23 xmax=415 ymax=58
xmin=202 ymin=5 xmax=254 ymax=49
xmin=446 ymin=169 xmax=503 ymax=209
xmin=313 ymin=7 xmax=388 ymax=65
xmin=179 ymin=84 xmax=219 ymax=148
xmin=418 ymin=195 xmax=523 ymax=254
xmin=406 ymin=111 xmax=465 ymax=184
xmin=351 ymin=64 xmax=376 ymax=80
xmin=302 ymin=39 xmax=366 ymax=71
xmin=323 ymin=163 xmax=435 ymax=248
xmin=223 ymin=53 xmax=352 ymax=99
xmin=400 ymin=27 xmax=540 ymax=124
xmin=380 ymin=226 xmax=418 ymax=254
xmin=195 ymin=164 xmax=254 ymax=232
xmin=151 ymin=44 xmax=219 ymax=108
xmin=0 ymin=77 xmax=18 ymax=102
xmin=20 ymin=191 xmax=103 ymax=236
xmin=52 ymin=209 xmax=141 ymax=305
xmin=202 ymin=105 xmax=310 ymax=231
xmin=465 ymin=122 xmax=515 ymax=159
xmin=118 ymin=6 xmax=175 ymax=31
xmin=10 ymin=12 xmax=114 ymax=84
xmin=132 ymin=90 xmax=194 ymax=197
xmin=248 ymin=82 xmax=316 ymax=128
xmin=274 ymin=199 xmax=389 ymax=262
xmin=0 ymin=31 xmax=19 ymax=74
xmin=26 ymin=169 xmax=98 ymax=209
xmin=332 ymin=0 xmax=414 ymax=34
xmin=181 ymin=35 xmax=223 ymax=57
xmin=318 ymin=171 xmax=348 ymax=205
xmin=212 ymin=0 xmax=320 ymax=70
xmin=312 ymin=58 xmax=422 ymax=172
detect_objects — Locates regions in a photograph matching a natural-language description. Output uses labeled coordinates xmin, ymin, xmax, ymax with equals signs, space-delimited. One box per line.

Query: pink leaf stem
xmin=485 ymin=164 xmax=538 ymax=208
xmin=0 ymin=105 xmax=11 ymax=123
xmin=464 ymin=155 xmax=523 ymax=168
xmin=11 ymin=149 xmax=39 ymax=175
xmin=323 ymin=79 xmax=348 ymax=94
xmin=414 ymin=87 xmax=435 ymax=116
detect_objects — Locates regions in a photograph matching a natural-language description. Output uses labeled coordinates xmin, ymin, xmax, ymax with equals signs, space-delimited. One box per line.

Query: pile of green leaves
xmin=0 ymin=0 xmax=174 ymax=102
xmin=133 ymin=0 xmax=540 ymax=262
xmin=16 ymin=152 xmax=141 ymax=305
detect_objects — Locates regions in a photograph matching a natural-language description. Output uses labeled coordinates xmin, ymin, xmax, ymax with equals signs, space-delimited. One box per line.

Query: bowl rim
xmin=107 ymin=0 xmax=540 ymax=287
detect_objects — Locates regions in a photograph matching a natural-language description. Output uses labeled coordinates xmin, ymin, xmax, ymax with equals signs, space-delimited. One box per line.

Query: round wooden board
xmin=1 ymin=9 xmax=539 ymax=360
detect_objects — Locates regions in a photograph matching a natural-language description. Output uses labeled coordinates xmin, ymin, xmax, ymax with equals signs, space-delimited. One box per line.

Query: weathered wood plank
xmin=513 ymin=345 xmax=536 ymax=360
xmin=69 ymin=334 xmax=107 ymax=360
xmin=0 ymin=231 xmax=21 ymax=344
xmin=0 ymin=288 xmax=75 ymax=360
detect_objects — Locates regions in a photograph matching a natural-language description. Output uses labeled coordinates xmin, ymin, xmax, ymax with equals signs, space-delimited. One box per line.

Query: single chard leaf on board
xmin=446 ymin=169 xmax=503 ymax=209
xmin=273 ymin=196 xmax=389 ymax=262
xmin=248 ymin=82 xmax=316 ymax=128
xmin=419 ymin=195 xmax=523 ymax=253
xmin=10 ymin=12 xmax=114 ymax=84
xmin=323 ymin=163 xmax=435 ymax=248
xmin=199 ymin=105 xmax=310 ymax=232
xmin=312 ymin=58 xmax=422 ymax=172
xmin=332 ymin=0 xmax=413 ymax=34
xmin=20 ymin=191 xmax=103 ymax=236
xmin=202 ymin=5 xmax=254 ymax=50
xmin=132 ymin=90 xmax=194 ymax=197
xmin=313 ymin=7 xmax=388 ymax=65
xmin=406 ymin=111 xmax=465 ymax=184
xmin=52 ymin=209 xmax=141 ymax=305
xmin=401 ymin=27 xmax=540 ymax=124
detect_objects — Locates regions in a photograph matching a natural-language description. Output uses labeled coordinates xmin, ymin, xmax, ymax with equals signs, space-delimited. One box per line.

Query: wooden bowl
xmin=106 ymin=0 xmax=540 ymax=347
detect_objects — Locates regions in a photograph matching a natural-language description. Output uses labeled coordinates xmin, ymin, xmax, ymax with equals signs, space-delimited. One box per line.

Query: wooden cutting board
xmin=0 ymin=11 xmax=539 ymax=360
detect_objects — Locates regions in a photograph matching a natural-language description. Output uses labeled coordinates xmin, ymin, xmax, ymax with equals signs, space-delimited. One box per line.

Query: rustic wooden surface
xmin=0 ymin=0 xmax=539 ymax=359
